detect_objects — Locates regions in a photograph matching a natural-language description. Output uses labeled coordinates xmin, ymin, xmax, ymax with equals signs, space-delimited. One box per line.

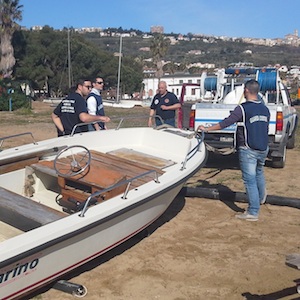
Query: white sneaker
xmin=235 ymin=213 xmax=258 ymax=222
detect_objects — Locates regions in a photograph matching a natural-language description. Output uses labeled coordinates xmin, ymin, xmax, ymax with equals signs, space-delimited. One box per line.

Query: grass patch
xmin=18 ymin=107 xmax=34 ymax=115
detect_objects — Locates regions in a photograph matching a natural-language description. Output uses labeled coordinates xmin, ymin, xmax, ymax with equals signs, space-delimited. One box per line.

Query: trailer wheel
xmin=287 ymin=132 xmax=296 ymax=149
xmin=73 ymin=285 xmax=87 ymax=298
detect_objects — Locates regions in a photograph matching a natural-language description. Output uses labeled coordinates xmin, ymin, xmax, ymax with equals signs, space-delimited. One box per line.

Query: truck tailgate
xmin=194 ymin=103 xmax=237 ymax=133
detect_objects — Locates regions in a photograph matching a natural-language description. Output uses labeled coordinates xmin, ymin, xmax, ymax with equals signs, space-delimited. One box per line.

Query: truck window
xmin=283 ymin=86 xmax=292 ymax=105
xmin=268 ymin=92 xmax=276 ymax=104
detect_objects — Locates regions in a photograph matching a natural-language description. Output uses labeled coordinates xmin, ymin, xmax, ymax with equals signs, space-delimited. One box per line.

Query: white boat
xmin=0 ymin=125 xmax=207 ymax=299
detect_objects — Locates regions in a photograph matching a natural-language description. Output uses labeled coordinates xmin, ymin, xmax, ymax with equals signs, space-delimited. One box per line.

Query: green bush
xmin=0 ymin=79 xmax=29 ymax=111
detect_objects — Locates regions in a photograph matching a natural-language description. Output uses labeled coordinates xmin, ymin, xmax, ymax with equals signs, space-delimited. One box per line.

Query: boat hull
xmin=0 ymin=127 xmax=207 ymax=299
xmin=1 ymin=186 xmax=183 ymax=299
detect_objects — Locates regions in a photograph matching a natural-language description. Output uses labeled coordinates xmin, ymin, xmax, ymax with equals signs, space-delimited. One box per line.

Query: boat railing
xmin=79 ymin=169 xmax=160 ymax=217
xmin=0 ymin=132 xmax=37 ymax=149
xmin=116 ymin=115 xmax=164 ymax=130
xmin=181 ymin=131 xmax=205 ymax=170
xmin=70 ymin=115 xmax=164 ymax=136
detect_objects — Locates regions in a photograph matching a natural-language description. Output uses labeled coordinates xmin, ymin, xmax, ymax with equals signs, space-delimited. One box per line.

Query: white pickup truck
xmin=179 ymin=67 xmax=298 ymax=168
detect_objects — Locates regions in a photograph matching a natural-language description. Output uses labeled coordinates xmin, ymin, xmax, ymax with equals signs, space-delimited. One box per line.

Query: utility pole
xmin=67 ymin=28 xmax=72 ymax=89
xmin=116 ymin=35 xmax=122 ymax=104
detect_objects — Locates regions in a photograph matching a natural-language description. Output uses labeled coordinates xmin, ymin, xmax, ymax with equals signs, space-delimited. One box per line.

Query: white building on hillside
xmin=143 ymin=73 xmax=202 ymax=101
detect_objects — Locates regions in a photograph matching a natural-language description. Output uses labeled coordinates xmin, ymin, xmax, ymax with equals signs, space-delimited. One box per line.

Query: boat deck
xmin=30 ymin=148 xmax=172 ymax=210
xmin=0 ymin=220 xmax=23 ymax=242
xmin=0 ymin=148 xmax=175 ymax=232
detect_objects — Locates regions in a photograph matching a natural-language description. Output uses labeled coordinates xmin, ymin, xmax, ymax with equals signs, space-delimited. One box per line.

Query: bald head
xmin=158 ymin=81 xmax=167 ymax=96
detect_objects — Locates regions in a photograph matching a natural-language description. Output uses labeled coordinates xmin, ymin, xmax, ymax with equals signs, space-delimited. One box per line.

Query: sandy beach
xmin=1 ymin=102 xmax=299 ymax=300
xmin=37 ymin=150 xmax=300 ymax=300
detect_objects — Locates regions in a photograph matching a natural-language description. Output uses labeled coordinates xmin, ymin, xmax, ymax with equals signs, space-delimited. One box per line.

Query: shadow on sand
xmin=242 ymin=280 xmax=300 ymax=299
xmin=28 ymin=194 xmax=186 ymax=298
xmin=204 ymin=151 xmax=275 ymax=170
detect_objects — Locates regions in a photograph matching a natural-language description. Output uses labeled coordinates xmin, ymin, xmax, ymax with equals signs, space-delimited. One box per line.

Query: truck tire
xmin=272 ymin=146 xmax=286 ymax=168
xmin=286 ymin=131 xmax=296 ymax=149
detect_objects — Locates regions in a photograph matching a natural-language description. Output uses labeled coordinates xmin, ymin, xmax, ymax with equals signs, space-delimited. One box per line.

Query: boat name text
xmin=0 ymin=258 xmax=39 ymax=284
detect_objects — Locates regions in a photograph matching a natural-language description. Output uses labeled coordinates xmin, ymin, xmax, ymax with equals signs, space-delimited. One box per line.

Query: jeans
xmin=155 ymin=118 xmax=175 ymax=127
xmin=238 ymin=147 xmax=269 ymax=216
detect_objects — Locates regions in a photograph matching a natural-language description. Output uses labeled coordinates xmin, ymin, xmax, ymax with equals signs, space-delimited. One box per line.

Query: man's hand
xmin=148 ymin=117 xmax=153 ymax=127
xmin=99 ymin=116 xmax=110 ymax=122
xmin=197 ymin=125 xmax=206 ymax=132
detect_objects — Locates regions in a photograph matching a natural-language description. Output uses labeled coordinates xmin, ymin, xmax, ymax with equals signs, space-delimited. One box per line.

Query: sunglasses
xmin=96 ymin=81 xmax=104 ymax=84
xmin=83 ymin=85 xmax=92 ymax=89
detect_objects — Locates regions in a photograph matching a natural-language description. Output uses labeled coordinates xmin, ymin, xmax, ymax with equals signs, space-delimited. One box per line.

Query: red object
xmin=177 ymin=83 xmax=200 ymax=129
xmin=189 ymin=110 xmax=195 ymax=129
xmin=276 ymin=111 xmax=283 ymax=132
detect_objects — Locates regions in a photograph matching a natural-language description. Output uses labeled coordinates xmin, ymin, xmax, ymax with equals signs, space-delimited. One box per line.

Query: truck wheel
xmin=286 ymin=132 xmax=296 ymax=149
xmin=272 ymin=146 xmax=286 ymax=168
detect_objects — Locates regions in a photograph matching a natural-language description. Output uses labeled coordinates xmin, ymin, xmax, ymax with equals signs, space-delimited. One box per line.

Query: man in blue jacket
xmin=52 ymin=79 xmax=110 ymax=136
xmin=198 ymin=79 xmax=270 ymax=221
xmin=86 ymin=77 xmax=106 ymax=130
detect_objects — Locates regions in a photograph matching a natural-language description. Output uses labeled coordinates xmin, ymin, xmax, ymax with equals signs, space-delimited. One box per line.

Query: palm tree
xmin=0 ymin=0 xmax=23 ymax=78
xmin=163 ymin=62 xmax=178 ymax=75
xmin=150 ymin=34 xmax=170 ymax=80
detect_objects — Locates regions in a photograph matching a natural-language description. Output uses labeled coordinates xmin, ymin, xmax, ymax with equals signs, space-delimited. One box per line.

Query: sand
xmin=1 ymin=101 xmax=299 ymax=300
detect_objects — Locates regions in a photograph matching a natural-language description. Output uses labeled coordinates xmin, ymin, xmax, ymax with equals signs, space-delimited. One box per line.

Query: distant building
xmin=150 ymin=25 xmax=164 ymax=34
xmin=186 ymin=62 xmax=215 ymax=69
xmin=77 ymin=27 xmax=102 ymax=33
xmin=139 ymin=47 xmax=150 ymax=52
xmin=143 ymin=73 xmax=202 ymax=101
xmin=284 ymin=29 xmax=299 ymax=46
xmin=31 ymin=26 xmax=43 ymax=31
xmin=188 ymin=50 xmax=202 ymax=55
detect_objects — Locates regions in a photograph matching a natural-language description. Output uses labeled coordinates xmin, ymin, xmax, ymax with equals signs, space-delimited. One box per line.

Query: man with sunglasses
xmin=52 ymin=79 xmax=110 ymax=136
xmin=86 ymin=77 xmax=107 ymax=130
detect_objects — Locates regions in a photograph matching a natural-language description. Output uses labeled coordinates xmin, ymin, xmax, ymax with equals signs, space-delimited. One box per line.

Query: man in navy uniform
xmin=148 ymin=81 xmax=181 ymax=127
xmin=198 ymin=79 xmax=270 ymax=221
xmin=52 ymin=79 xmax=110 ymax=136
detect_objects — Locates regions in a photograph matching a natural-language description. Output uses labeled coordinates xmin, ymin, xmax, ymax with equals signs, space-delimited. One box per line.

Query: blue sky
xmin=19 ymin=0 xmax=299 ymax=39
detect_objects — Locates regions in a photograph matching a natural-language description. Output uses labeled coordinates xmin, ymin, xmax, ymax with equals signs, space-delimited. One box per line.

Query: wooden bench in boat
xmin=0 ymin=220 xmax=23 ymax=242
xmin=89 ymin=149 xmax=168 ymax=187
xmin=29 ymin=149 xmax=172 ymax=212
xmin=0 ymin=186 xmax=66 ymax=232
xmin=0 ymin=146 xmax=66 ymax=174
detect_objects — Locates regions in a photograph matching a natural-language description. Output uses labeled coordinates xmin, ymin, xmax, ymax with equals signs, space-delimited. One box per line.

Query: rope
xmin=257 ymin=71 xmax=277 ymax=92
xmin=205 ymin=143 xmax=236 ymax=155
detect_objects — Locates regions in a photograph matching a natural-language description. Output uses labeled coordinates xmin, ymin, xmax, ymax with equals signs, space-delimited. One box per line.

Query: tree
xmin=0 ymin=0 xmax=23 ymax=77
xmin=163 ymin=62 xmax=179 ymax=75
xmin=150 ymin=34 xmax=170 ymax=80
xmin=13 ymin=27 xmax=144 ymax=98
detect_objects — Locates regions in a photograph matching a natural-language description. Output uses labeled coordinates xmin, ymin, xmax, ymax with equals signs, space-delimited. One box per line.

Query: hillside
xmin=84 ymin=32 xmax=300 ymax=69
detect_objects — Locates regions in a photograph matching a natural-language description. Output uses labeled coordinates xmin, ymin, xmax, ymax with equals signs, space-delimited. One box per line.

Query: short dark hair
xmin=92 ymin=76 xmax=102 ymax=83
xmin=245 ymin=79 xmax=260 ymax=94
xmin=76 ymin=79 xmax=91 ymax=89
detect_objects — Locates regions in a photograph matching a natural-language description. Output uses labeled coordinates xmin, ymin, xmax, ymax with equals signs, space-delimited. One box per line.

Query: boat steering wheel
xmin=54 ymin=145 xmax=91 ymax=177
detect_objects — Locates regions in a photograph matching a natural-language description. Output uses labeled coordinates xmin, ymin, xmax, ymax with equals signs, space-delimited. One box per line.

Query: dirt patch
xmin=2 ymin=102 xmax=300 ymax=300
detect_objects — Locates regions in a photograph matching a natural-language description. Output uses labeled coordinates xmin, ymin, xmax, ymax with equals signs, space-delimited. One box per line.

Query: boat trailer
xmin=53 ymin=280 xmax=87 ymax=297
